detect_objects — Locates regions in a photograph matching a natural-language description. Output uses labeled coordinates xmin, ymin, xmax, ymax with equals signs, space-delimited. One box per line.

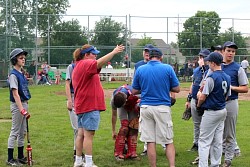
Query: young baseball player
xmin=65 ymin=62 xmax=79 ymax=160
xmin=221 ymin=41 xmax=249 ymax=167
xmin=197 ymin=52 xmax=231 ymax=167
xmin=111 ymin=84 xmax=140 ymax=161
xmin=7 ymin=48 xmax=31 ymax=166
xmin=183 ymin=49 xmax=210 ymax=152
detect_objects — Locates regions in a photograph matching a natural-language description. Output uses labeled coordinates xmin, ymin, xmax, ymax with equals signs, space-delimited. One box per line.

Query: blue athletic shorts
xmin=77 ymin=110 xmax=100 ymax=130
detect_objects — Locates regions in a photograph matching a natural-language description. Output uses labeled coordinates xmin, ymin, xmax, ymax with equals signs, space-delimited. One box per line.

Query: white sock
xmin=85 ymin=155 xmax=93 ymax=166
xmin=75 ymin=155 xmax=82 ymax=164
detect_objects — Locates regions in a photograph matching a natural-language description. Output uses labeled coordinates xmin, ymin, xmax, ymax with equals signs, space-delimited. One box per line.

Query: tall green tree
xmin=0 ymin=25 xmax=7 ymax=60
xmin=220 ymin=27 xmax=247 ymax=55
xmin=45 ymin=19 xmax=88 ymax=65
xmin=91 ymin=17 xmax=127 ymax=63
xmin=178 ymin=11 xmax=221 ymax=56
xmin=36 ymin=0 xmax=69 ymax=33
xmin=0 ymin=0 xmax=69 ymax=60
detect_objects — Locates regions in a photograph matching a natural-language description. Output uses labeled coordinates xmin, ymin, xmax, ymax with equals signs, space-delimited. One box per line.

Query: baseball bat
xmin=26 ymin=118 xmax=33 ymax=166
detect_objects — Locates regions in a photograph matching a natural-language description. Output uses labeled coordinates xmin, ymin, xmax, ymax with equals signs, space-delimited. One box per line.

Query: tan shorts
xmin=139 ymin=105 xmax=173 ymax=145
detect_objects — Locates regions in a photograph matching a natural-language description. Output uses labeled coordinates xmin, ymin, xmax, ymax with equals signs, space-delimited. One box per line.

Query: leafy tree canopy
xmin=220 ymin=27 xmax=247 ymax=55
xmin=178 ymin=11 xmax=221 ymax=56
xmin=91 ymin=17 xmax=127 ymax=63
xmin=44 ymin=19 xmax=88 ymax=65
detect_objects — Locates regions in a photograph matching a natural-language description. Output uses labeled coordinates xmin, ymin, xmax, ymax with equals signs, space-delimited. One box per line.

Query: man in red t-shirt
xmin=72 ymin=44 xmax=124 ymax=167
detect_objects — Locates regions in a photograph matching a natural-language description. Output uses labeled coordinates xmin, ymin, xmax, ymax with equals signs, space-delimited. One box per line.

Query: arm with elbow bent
xmin=231 ymin=85 xmax=248 ymax=93
xmin=97 ymin=45 xmax=124 ymax=69
xmin=132 ymin=89 xmax=140 ymax=95
xmin=171 ymin=86 xmax=180 ymax=93
xmin=12 ymin=89 xmax=30 ymax=119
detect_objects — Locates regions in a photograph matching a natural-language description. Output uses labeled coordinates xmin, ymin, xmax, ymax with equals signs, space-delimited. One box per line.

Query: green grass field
xmin=0 ymin=82 xmax=249 ymax=167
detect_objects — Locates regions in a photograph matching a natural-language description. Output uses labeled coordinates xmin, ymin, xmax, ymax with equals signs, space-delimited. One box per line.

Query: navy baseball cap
xmin=80 ymin=46 xmax=100 ymax=55
xmin=223 ymin=41 xmax=238 ymax=49
xmin=144 ymin=44 xmax=154 ymax=51
xmin=199 ymin=49 xmax=210 ymax=57
xmin=211 ymin=45 xmax=222 ymax=51
xmin=204 ymin=52 xmax=223 ymax=64
xmin=149 ymin=47 xmax=163 ymax=58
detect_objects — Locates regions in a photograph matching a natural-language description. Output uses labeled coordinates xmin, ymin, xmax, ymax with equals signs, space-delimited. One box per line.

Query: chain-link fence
xmin=1 ymin=14 xmax=250 ymax=86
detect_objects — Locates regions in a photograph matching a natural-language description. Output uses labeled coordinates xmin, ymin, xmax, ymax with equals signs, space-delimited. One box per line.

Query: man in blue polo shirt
xmin=132 ymin=47 xmax=180 ymax=167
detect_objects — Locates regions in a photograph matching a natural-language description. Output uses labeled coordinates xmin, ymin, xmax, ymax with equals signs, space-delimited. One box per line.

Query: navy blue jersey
xmin=192 ymin=65 xmax=208 ymax=99
xmin=222 ymin=62 xmax=240 ymax=100
xmin=134 ymin=60 xmax=147 ymax=71
xmin=202 ymin=70 xmax=231 ymax=110
xmin=9 ymin=69 xmax=31 ymax=102
xmin=113 ymin=85 xmax=132 ymax=96
xmin=70 ymin=63 xmax=75 ymax=93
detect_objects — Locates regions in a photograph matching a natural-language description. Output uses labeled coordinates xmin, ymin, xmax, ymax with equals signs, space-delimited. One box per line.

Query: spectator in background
xmin=240 ymin=56 xmax=249 ymax=75
xmin=27 ymin=60 xmax=36 ymax=79
xmin=106 ymin=62 xmax=113 ymax=69
xmin=41 ymin=61 xmax=50 ymax=75
xmin=183 ymin=60 xmax=192 ymax=81
xmin=55 ymin=69 xmax=61 ymax=85
xmin=123 ymin=54 xmax=131 ymax=68
xmin=41 ymin=61 xmax=51 ymax=84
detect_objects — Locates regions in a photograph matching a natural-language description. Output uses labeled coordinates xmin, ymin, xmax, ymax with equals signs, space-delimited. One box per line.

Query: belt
xmin=226 ymin=98 xmax=237 ymax=101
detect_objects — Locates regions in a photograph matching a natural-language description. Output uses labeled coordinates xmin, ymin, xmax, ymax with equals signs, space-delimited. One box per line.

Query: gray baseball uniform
xmin=8 ymin=74 xmax=27 ymax=148
xmin=222 ymin=66 xmax=249 ymax=162
xmin=66 ymin=64 xmax=78 ymax=150
xmin=198 ymin=71 xmax=231 ymax=167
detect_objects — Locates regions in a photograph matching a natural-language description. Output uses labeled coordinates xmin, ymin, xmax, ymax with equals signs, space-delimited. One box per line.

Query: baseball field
xmin=0 ymin=81 xmax=249 ymax=167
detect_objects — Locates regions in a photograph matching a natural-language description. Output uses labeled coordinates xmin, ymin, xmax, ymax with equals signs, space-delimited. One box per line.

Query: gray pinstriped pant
xmin=8 ymin=102 xmax=28 ymax=148
xmin=198 ymin=108 xmax=227 ymax=167
xmin=68 ymin=94 xmax=78 ymax=150
xmin=223 ymin=99 xmax=239 ymax=161
xmin=191 ymin=98 xmax=202 ymax=145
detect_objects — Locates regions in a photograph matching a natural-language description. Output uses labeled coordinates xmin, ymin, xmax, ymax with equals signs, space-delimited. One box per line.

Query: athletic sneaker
xmin=73 ymin=161 xmax=85 ymax=167
xmin=85 ymin=163 xmax=98 ymax=167
xmin=6 ymin=159 xmax=22 ymax=166
xmin=222 ymin=160 xmax=231 ymax=167
xmin=115 ymin=156 xmax=124 ymax=161
xmin=190 ymin=156 xmax=199 ymax=165
xmin=234 ymin=151 xmax=241 ymax=157
xmin=190 ymin=143 xmax=198 ymax=151
xmin=17 ymin=157 xmax=27 ymax=164
xmin=74 ymin=153 xmax=85 ymax=161
xmin=140 ymin=150 xmax=147 ymax=156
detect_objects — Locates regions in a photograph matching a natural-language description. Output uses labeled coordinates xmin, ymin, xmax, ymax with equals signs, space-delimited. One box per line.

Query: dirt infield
xmin=103 ymin=88 xmax=250 ymax=101
xmin=53 ymin=88 xmax=250 ymax=101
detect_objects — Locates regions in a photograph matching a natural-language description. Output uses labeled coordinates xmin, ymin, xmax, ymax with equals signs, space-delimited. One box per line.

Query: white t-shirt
xmin=241 ymin=60 xmax=249 ymax=69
